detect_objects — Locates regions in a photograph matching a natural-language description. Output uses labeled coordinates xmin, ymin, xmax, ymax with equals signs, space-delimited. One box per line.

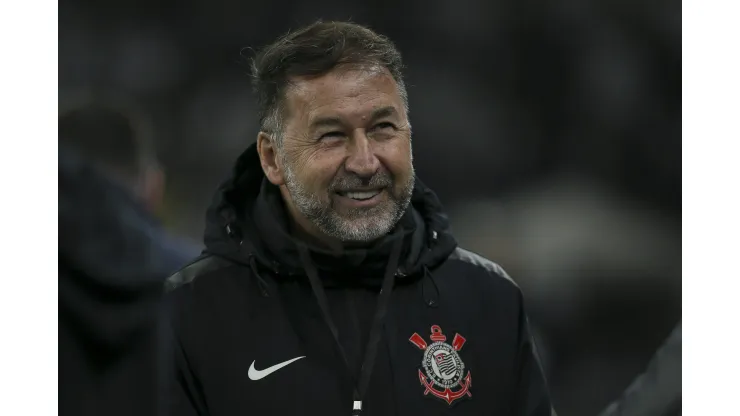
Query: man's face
xmin=277 ymin=66 xmax=414 ymax=243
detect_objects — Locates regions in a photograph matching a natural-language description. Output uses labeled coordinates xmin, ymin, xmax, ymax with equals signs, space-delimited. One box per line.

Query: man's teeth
xmin=345 ymin=190 xmax=381 ymax=200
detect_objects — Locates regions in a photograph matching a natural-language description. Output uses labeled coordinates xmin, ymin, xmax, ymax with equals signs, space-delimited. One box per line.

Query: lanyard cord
xmin=297 ymin=238 xmax=403 ymax=415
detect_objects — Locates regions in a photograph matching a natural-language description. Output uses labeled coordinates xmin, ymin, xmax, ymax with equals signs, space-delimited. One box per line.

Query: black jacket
xmin=167 ymin=144 xmax=554 ymax=416
xmin=59 ymin=148 xmax=199 ymax=416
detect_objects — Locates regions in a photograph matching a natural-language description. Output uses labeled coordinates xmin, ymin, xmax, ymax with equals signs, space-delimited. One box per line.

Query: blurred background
xmin=59 ymin=0 xmax=681 ymax=414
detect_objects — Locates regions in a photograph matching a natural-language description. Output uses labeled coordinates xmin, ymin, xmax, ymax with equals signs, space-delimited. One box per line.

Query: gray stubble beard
xmin=281 ymin=153 xmax=415 ymax=243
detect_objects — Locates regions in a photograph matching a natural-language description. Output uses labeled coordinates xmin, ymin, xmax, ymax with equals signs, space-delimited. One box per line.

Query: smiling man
xmin=167 ymin=21 xmax=554 ymax=416
xmin=264 ymin=67 xmax=414 ymax=247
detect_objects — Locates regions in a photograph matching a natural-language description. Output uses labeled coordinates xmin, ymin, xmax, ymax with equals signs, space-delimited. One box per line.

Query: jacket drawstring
xmin=226 ymin=221 xmax=269 ymax=298
xmin=249 ymin=255 xmax=270 ymax=298
xmin=422 ymin=265 xmax=440 ymax=308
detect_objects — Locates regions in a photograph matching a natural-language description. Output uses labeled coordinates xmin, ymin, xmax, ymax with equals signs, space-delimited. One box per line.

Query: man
xmin=167 ymin=21 xmax=554 ymax=415
xmin=59 ymin=100 xmax=199 ymax=416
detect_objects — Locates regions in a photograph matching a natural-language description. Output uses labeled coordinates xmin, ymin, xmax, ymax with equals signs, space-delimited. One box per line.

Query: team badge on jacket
xmin=409 ymin=325 xmax=472 ymax=406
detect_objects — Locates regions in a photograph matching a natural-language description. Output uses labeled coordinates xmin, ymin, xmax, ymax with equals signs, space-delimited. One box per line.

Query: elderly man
xmin=167 ymin=21 xmax=554 ymax=416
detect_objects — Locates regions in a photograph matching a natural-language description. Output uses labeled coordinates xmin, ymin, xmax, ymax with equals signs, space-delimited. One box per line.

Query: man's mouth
xmin=336 ymin=189 xmax=383 ymax=201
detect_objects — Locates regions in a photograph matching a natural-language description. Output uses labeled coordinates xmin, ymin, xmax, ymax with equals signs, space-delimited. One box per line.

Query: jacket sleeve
xmin=512 ymin=296 xmax=557 ymax=416
xmin=168 ymin=329 xmax=208 ymax=416
xmin=165 ymin=261 xmax=219 ymax=416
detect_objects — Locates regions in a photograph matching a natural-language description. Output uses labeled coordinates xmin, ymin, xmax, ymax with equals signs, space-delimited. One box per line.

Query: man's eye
xmin=320 ymin=131 xmax=344 ymax=140
xmin=373 ymin=122 xmax=396 ymax=131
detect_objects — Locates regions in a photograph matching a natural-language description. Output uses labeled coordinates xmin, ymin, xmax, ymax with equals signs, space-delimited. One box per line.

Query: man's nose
xmin=344 ymin=133 xmax=380 ymax=178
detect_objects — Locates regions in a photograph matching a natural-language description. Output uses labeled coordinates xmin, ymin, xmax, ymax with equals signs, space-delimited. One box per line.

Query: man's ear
xmin=256 ymin=132 xmax=285 ymax=186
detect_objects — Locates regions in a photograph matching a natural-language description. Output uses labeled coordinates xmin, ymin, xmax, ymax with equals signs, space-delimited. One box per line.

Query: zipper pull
xmin=352 ymin=400 xmax=362 ymax=415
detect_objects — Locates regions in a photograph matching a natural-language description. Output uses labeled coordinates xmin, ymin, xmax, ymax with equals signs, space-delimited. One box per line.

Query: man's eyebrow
xmin=308 ymin=106 xmax=399 ymax=130
xmin=369 ymin=106 xmax=398 ymax=122
xmin=309 ymin=116 xmax=344 ymax=130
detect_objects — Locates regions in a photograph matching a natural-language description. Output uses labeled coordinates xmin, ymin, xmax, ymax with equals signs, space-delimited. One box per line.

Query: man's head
xmin=58 ymin=101 xmax=165 ymax=213
xmin=252 ymin=21 xmax=415 ymax=246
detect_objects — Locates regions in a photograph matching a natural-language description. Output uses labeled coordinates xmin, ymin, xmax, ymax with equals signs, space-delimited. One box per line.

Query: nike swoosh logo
xmin=248 ymin=356 xmax=305 ymax=381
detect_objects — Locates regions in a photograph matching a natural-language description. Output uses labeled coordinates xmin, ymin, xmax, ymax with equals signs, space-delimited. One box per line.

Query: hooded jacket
xmin=59 ymin=148 xmax=200 ymax=416
xmin=167 ymin=143 xmax=554 ymax=416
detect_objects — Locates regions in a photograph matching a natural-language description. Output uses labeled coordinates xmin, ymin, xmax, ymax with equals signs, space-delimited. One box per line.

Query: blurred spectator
xmin=598 ymin=322 xmax=682 ymax=416
xmin=58 ymin=100 xmax=199 ymax=416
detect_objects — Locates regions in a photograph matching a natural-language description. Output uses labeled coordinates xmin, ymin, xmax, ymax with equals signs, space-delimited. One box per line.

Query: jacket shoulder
xmin=165 ymin=255 xmax=234 ymax=293
xmin=448 ymin=247 xmax=518 ymax=288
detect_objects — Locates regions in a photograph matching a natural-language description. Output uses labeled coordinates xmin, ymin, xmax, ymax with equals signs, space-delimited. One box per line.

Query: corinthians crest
xmin=409 ymin=325 xmax=472 ymax=405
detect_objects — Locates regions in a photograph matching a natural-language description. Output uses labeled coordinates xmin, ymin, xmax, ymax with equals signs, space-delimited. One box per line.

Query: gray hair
xmin=249 ymin=20 xmax=410 ymax=150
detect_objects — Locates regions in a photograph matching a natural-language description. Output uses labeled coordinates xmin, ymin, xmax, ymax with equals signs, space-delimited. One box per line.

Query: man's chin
xmin=328 ymin=214 xmax=399 ymax=243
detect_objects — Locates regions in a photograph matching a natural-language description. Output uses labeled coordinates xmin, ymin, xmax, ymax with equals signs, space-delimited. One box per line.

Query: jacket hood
xmin=59 ymin=148 xmax=198 ymax=284
xmin=203 ymin=143 xmax=457 ymax=282
xmin=59 ymin=147 xmax=200 ymax=348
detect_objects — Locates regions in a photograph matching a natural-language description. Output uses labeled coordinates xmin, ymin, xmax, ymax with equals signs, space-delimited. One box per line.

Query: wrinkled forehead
xmin=283 ymin=66 xmax=405 ymax=125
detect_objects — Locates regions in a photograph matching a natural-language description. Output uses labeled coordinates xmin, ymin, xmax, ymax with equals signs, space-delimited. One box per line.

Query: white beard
xmin=282 ymin=156 xmax=414 ymax=243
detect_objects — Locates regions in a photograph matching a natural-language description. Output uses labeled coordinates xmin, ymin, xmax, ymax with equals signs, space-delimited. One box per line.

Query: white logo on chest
xmin=248 ymin=356 xmax=305 ymax=381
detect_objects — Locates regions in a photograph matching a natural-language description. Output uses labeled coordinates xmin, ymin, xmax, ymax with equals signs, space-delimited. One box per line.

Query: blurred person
xmin=598 ymin=322 xmax=682 ymax=416
xmin=167 ymin=21 xmax=554 ymax=415
xmin=58 ymin=101 xmax=200 ymax=416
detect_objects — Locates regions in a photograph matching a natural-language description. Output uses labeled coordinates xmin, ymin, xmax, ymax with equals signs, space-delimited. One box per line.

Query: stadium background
xmin=59 ymin=0 xmax=681 ymax=414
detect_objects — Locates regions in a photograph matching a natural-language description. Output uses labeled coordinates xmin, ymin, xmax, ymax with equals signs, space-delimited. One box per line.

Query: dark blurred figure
xmin=598 ymin=322 xmax=682 ymax=416
xmin=58 ymin=100 xmax=200 ymax=416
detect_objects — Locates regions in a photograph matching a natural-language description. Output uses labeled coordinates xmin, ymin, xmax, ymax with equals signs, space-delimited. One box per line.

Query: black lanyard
xmin=297 ymin=238 xmax=403 ymax=416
